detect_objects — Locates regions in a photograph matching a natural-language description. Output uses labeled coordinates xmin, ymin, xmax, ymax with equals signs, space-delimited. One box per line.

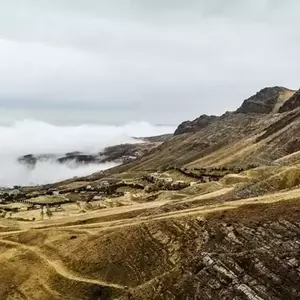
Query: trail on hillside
xmin=0 ymin=239 xmax=125 ymax=290
xmin=38 ymin=187 xmax=300 ymax=233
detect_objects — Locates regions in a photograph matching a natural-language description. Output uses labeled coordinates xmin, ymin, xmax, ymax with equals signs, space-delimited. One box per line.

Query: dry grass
xmin=28 ymin=196 xmax=70 ymax=204
xmin=0 ymin=161 xmax=300 ymax=299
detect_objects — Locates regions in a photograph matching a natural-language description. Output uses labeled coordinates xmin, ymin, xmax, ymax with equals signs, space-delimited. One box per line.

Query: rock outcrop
xmin=174 ymin=114 xmax=218 ymax=135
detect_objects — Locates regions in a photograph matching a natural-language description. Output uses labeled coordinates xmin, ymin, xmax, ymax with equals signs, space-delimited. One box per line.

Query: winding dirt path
xmin=0 ymin=239 xmax=125 ymax=290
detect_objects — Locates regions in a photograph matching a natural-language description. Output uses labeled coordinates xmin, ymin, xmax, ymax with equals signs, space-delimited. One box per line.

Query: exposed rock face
xmin=279 ymin=88 xmax=300 ymax=113
xmin=121 ymin=200 xmax=300 ymax=300
xmin=174 ymin=114 xmax=218 ymax=135
xmin=236 ymin=86 xmax=296 ymax=114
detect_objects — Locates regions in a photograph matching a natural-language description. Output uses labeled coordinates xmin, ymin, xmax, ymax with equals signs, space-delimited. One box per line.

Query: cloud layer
xmin=0 ymin=119 xmax=174 ymax=186
xmin=0 ymin=1 xmax=300 ymax=124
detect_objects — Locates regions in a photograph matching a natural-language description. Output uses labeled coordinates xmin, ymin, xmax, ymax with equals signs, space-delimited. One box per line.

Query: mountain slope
xmin=111 ymin=87 xmax=300 ymax=173
xmin=1 ymin=85 xmax=300 ymax=300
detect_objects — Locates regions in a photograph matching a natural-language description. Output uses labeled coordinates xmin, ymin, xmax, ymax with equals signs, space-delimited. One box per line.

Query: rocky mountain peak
xmin=236 ymin=86 xmax=296 ymax=114
xmin=174 ymin=86 xmax=297 ymax=136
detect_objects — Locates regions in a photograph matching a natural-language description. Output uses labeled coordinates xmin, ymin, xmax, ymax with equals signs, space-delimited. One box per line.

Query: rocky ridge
xmin=175 ymin=86 xmax=296 ymax=136
xmin=112 ymin=86 xmax=300 ymax=172
xmin=174 ymin=114 xmax=218 ymax=135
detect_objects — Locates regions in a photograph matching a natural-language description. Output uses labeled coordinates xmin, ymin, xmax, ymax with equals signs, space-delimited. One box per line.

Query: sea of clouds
xmin=0 ymin=119 xmax=174 ymax=187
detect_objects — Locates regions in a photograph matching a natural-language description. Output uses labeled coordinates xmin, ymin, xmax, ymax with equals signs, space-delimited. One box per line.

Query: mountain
xmin=1 ymin=86 xmax=300 ymax=300
xmin=174 ymin=86 xmax=296 ymax=136
xmin=109 ymin=86 xmax=300 ymax=172
xmin=236 ymin=86 xmax=296 ymax=114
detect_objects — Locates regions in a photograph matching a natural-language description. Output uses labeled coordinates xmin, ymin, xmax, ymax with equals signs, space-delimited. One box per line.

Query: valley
xmin=1 ymin=86 xmax=300 ymax=299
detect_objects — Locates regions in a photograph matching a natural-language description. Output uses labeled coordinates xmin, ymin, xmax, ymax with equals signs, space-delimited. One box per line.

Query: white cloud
xmin=0 ymin=0 xmax=299 ymax=124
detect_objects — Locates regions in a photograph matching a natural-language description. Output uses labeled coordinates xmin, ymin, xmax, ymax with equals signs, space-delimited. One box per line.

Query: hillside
xmin=0 ymin=86 xmax=300 ymax=299
xmin=111 ymin=87 xmax=300 ymax=172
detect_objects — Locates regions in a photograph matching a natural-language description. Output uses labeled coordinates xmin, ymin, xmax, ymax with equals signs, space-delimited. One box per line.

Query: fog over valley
xmin=1 ymin=0 xmax=300 ymax=185
xmin=0 ymin=120 xmax=174 ymax=186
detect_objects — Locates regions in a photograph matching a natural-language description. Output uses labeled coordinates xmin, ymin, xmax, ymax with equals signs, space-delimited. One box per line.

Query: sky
xmin=0 ymin=0 xmax=300 ymax=125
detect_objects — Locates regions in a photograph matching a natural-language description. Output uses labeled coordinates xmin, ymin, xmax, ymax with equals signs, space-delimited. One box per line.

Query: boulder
xmin=144 ymin=184 xmax=159 ymax=193
xmin=86 ymin=185 xmax=93 ymax=191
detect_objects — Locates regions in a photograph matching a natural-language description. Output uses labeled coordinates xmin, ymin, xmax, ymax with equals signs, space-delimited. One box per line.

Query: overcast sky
xmin=0 ymin=0 xmax=300 ymax=125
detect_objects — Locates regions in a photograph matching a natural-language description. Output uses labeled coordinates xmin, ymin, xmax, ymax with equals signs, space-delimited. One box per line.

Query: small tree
xmin=46 ymin=206 xmax=53 ymax=219
xmin=0 ymin=211 xmax=7 ymax=219
xmin=40 ymin=207 xmax=44 ymax=220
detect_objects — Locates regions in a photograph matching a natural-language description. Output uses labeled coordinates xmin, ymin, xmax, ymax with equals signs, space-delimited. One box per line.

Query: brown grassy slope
xmin=1 ymin=195 xmax=300 ymax=300
xmin=188 ymin=107 xmax=300 ymax=168
xmin=220 ymin=165 xmax=300 ymax=201
xmin=1 ymin=158 xmax=300 ymax=299
xmin=0 ymin=240 xmax=123 ymax=299
xmin=109 ymin=113 xmax=276 ymax=173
